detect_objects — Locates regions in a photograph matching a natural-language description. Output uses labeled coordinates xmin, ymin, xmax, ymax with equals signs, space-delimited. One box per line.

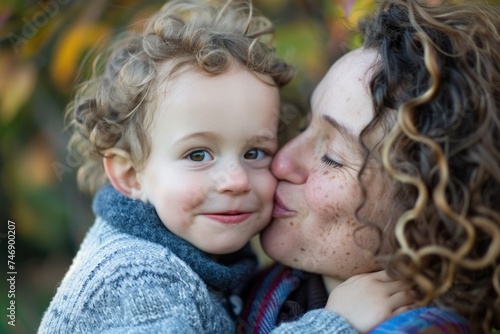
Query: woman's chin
xmin=259 ymin=219 xmax=294 ymax=264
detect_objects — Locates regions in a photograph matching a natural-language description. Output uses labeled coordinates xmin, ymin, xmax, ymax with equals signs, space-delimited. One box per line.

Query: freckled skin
xmin=261 ymin=49 xmax=399 ymax=287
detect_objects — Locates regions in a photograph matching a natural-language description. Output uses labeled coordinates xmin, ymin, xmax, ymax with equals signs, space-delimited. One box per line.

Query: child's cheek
xmin=265 ymin=172 xmax=278 ymax=201
xmin=181 ymin=187 xmax=206 ymax=212
xmin=176 ymin=173 xmax=213 ymax=212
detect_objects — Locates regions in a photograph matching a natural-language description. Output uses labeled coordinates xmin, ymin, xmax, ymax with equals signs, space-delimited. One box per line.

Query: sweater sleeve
xmin=269 ymin=309 xmax=358 ymax=334
xmin=38 ymin=233 xmax=234 ymax=334
xmin=368 ymin=307 xmax=470 ymax=334
xmin=90 ymin=273 xmax=218 ymax=333
xmin=101 ymin=316 xmax=199 ymax=334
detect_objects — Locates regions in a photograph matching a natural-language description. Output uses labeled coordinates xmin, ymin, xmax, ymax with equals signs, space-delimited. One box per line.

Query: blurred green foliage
xmin=0 ymin=0 xmax=373 ymax=332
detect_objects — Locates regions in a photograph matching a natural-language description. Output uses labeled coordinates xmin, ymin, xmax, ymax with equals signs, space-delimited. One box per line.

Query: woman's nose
xmin=271 ymin=134 xmax=308 ymax=184
xmin=214 ymin=162 xmax=251 ymax=194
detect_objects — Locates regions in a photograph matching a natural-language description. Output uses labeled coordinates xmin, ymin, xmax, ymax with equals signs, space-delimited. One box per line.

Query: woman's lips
xmin=204 ymin=212 xmax=251 ymax=224
xmin=272 ymin=196 xmax=295 ymax=218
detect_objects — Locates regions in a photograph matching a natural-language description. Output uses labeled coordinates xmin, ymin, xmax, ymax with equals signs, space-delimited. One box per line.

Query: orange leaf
xmin=50 ymin=22 xmax=110 ymax=91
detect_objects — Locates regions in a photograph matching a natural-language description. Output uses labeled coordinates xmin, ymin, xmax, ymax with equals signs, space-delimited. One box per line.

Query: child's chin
xmin=204 ymin=243 xmax=245 ymax=256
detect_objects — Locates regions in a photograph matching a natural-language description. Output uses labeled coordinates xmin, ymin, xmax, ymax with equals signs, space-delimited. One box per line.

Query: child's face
xmin=137 ymin=65 xmax=280 ymax=254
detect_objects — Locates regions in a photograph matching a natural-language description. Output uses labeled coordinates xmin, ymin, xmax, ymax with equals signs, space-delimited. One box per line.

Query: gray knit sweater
xmin=38 ymin=186 xmax=257 ymax=333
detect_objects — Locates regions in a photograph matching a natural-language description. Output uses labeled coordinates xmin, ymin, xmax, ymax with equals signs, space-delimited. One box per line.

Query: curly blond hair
xmin=68 ymin=0 xmax=293 ymax=194
xmin=358 ymin=0 xmax=500 ymax=331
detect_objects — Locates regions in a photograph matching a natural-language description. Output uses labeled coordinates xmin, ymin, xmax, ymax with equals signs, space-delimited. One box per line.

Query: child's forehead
xmin=143 ymin=60 xmax=279 ymax=133
xmin=145 ymin=61 xmax=280 ymax=134
xmin=152 ymin=60 xmax=274 ymax=97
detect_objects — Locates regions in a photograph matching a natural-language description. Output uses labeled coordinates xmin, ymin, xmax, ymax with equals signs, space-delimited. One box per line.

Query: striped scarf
xmin=370 ymin=307 xmax=470 ymax=333
xmin=238 ymin=264 xmax=300 ymax=334
xmin=239 ymin=263 xmax=471 ymax=334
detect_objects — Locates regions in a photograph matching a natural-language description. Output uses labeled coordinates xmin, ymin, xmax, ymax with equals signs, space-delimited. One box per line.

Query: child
xmin=38 ymin=1 xmax=412 ymax=333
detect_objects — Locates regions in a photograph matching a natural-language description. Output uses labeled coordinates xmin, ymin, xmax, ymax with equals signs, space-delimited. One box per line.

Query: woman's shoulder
xmin=369 ymin=306 xmax=470 ymax=334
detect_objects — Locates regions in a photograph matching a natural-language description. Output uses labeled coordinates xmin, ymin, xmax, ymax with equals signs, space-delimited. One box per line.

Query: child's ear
xmin=103 ymin=148 xmax=143 ymax=199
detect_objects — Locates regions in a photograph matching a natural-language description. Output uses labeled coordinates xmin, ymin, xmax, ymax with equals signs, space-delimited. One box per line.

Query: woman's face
xmin=261 ymin=48 xmax=398 ymax=282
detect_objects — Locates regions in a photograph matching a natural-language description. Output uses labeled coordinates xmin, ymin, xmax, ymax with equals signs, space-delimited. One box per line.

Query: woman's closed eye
xmin=321 ymin=154 xmax=342 ymax=168
xmin=186 ymin=149 xmax=213 ymax=162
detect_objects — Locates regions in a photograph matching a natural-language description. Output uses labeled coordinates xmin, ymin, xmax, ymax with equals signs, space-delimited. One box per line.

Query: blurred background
xmin=0 ymin=0 xmax=375 ymax=332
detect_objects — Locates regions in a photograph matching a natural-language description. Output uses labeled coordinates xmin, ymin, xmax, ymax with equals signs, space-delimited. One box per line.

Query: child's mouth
xmin=203 ymin=211 xmax=252 ymax=224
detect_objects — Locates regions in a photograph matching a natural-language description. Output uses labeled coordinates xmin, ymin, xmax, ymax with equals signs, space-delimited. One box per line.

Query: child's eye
xmin=321 ymin=154 xmax=342 ymax=168
xmin=187 ymin=150 xmax=213 ymax=162
xmin=244 ymin=149 xmax=266 ymax=160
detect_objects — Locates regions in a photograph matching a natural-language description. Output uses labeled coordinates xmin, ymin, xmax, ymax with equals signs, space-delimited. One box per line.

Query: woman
xmin=240 ymin=0 xmax=500 ymax=333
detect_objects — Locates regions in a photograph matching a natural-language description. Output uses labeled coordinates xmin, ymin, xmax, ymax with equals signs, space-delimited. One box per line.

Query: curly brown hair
xmin=68 ymin=0 xmax=293 ymax=194
xmin=358 ymin=0 xmax=500 ymax=331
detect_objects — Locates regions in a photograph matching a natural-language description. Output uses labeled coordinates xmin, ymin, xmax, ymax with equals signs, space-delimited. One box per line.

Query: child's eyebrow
xmin=172 ymin=132 xmax=277 ymax=148
xmin=247 ymin=134 xmax=277 ymax=144
xmin=174 ymin=131 xmax=220 ymax=143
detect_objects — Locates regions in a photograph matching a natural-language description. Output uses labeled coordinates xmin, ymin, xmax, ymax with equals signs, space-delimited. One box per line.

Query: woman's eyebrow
xmin=322 ymin=114 xmax=358 ymax=147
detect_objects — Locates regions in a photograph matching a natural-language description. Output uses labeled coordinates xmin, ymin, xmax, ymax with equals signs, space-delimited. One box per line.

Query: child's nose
xmin=215 ymin=162 xmax=251 ymax=194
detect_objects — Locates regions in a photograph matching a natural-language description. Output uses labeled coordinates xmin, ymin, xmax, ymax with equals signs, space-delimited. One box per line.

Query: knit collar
xmin=92 ymin=185 xmax=257 ymax=292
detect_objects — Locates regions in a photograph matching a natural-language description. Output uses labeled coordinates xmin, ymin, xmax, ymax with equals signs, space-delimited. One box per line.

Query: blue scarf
xmin=92 ymin=185 xmax=257 ymax=292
